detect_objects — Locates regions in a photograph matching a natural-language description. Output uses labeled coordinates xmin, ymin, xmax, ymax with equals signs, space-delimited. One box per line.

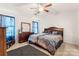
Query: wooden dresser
xmin=18 ymin=32 xmax=33 ymax=43
xmin=0 ymin=27 xmax=6 ymax=56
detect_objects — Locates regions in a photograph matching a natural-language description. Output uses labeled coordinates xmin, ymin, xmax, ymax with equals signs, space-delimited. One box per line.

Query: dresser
xmin=18 ymin=32 xmax=33 ymax=43
xmin=0 ymin=27 xmax=6 ymax=56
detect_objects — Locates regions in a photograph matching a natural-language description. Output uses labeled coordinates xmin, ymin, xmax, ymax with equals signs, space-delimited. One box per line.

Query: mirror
xmin=21 ymin=22 xmax=31 ymax=32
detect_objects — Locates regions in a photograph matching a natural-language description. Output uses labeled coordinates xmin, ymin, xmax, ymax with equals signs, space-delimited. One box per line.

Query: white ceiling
xmin=0 ymin=3 xmax=79 ymax=11
xmin=15 ymin=3 xmax=79 ymax=15
xmin=52 ymin=3 xmax=79 ymax=12
xmin=0 ymin=3 xmax=79 ymax=13
xmin=10 ymin=3 xmax=79 ymax=12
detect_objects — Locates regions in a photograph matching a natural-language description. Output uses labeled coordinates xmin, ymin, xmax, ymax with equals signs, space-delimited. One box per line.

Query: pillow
xmin=52 ymin=31 xmax=57 ymax=35
xmin=57 ymin=31 xmax=63 ymax=36
xmin=43 ymin=30 xmax=48 ymax=33
xmin=44 ymin=29 xmax=52 ymax=34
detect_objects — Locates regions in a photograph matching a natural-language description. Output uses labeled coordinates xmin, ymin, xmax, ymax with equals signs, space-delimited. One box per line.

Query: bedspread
xmin=28 ymin=33 xmax=62 ymax=55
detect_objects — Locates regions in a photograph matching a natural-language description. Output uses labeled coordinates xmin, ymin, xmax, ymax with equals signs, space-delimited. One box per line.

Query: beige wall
xmin=39 ymin=12 xmax=78 ymax=44
xmin=0 ymin=7 xmax=17 ymax=43
xmin=77 ymin=11 xmax=79 ymax=45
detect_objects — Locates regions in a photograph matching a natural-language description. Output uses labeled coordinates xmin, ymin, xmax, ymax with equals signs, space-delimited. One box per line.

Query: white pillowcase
xmin=52 ymin=31 xmax=57 ymax=35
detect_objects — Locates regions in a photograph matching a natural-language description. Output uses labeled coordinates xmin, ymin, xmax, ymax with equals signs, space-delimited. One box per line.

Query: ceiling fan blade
xmin=44 ymin=4 xmax=52 ymax=7
xmin=44 ymin=9 xmax=49 ymax=12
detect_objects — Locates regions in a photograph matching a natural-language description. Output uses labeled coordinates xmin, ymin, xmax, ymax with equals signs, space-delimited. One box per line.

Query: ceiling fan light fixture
xmin=39 ymin=7 xmax=44 ymax=11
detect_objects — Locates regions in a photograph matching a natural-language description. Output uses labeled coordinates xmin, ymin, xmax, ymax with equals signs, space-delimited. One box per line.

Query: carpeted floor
xmin=7 ymin=42 xmax=79 ymax=56
xmin=54 ymin=43 xmax=79 ymax=56
xmin=7 ymin=45 xmax=48 ymax=56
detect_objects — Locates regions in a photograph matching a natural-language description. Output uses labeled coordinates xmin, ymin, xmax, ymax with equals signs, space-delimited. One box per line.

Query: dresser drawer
xmin=0 ymin=40 xmax=3 ymax=44
xmin=0 ymin=50 xmax=4 ymax=56
xmin=0 ymin=27 xmax=6 ymax=56
xmin=0 ymin=40 xmax=4 ymax=48
xmin=0 ymin=29 xmax=4 ymax=38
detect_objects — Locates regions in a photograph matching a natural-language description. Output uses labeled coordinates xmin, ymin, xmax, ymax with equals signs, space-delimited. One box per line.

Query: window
xmin=0 ymin=15 xmax=15 ymax=43
xmin=32 ymin=21 xmax=39 ymax=33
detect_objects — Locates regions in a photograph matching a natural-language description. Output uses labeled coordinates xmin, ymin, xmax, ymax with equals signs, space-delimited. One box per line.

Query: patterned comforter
xmin=28 ymin=33 xmax=63 ymax=55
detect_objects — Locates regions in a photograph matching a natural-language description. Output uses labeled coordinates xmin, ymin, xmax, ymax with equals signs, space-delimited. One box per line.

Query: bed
xmin=28 ymin=27 xmax=63 ymax=55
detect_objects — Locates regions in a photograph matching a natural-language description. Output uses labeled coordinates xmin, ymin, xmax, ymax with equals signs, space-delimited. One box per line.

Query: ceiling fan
xmin=31 ymin=3 xmax=52 ymax=15
xmin=39 ymin=3 xmax=52 ymax=12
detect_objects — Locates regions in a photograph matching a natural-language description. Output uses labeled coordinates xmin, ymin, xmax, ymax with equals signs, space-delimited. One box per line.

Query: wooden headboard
xmin=44 ymin=27 xmax=63 ymax=39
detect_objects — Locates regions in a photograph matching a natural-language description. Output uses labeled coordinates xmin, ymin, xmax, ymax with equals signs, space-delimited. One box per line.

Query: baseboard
xmin=64 ymin=41 xmax=79 ymax=48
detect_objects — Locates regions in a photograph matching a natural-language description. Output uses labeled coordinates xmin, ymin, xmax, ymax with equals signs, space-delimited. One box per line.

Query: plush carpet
xmin=7 ymin=45 xmax=48 ymax=56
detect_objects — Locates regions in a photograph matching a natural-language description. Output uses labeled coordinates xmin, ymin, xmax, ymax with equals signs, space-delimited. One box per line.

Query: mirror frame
xmin=21 ymin=22 xmax=31 ymax=32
